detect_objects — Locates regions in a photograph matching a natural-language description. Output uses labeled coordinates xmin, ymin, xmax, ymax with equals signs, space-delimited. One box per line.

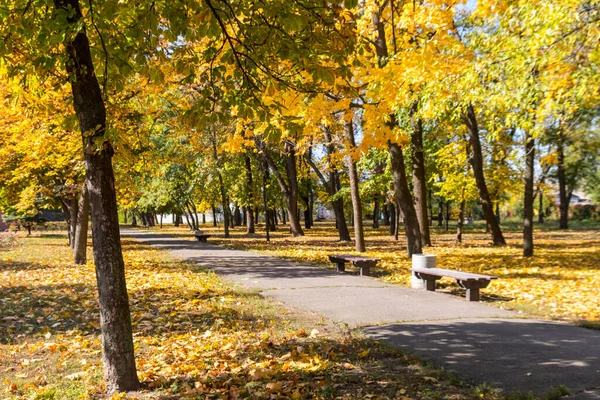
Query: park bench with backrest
xmin=194 ymin=230 xmax=211 ymax=243
xmin=409 ymin=267 xmax=497 ymax=301
xmin=328 ymin=254 xmax=380 ymax=276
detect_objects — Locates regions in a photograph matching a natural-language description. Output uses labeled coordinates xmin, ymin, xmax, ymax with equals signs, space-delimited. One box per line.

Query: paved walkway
xmin=123 ymin=230 xmax=600 ymax=398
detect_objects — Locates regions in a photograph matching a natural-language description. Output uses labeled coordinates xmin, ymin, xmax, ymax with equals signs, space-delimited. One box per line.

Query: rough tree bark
xmin=461 ymin=104 xmax=506 ymax=245
xmin=372 ymin=196 xmax=380 ymax=228
xmin=255 ymin=138 xmax=304 ymax=236
xmin=372 ymin=7 xmax=422 ymax=256
xmin=410 ymin=106 xmax=431 ymax=246
xmin=457 ymin=196 xmax=466 ymax=243
xmin=305 ymin=154 xmax=351 ymax=241
xmin=74 ymin=183 xmax=89 ymax=265
xmin=538 ymin=191 xmax=544 ymax=224
xmin=61 ymin=197 xmax=78 ymax=249
xmin=306 ymin=131 xmax=351 ymax=241
xmin=344 ymin=120 xmax=366 ymax=252
xmin=523 ymin=133 xmax=535 ymax=257
xmin=388 ymin=142 xmax=423 ymax=256
xmin=556 ymin=134 xmax=569 ymax=229
xmin=245 ymin=153 xmax=255 ymax=234
xmin=53 ymin=0 xmax=139 ymax=392
xmin=388 ymin=201 xmax=396 ymax=235
xmin=211 ymin=130 xmax=230 ymax=238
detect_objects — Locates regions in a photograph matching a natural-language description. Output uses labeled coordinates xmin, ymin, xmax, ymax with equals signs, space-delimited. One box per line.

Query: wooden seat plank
xmin=410 ymin=267 xmax=497 ymax=301
xmin=328 ymin=254 xmax=380 ymax=276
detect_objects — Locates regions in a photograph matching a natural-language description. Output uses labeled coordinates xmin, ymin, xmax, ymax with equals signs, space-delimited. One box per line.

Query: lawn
xmin=155 ymin=219 xmax=600 ymax=323
xmin=0 ymin=232 xmax=501 ymax=399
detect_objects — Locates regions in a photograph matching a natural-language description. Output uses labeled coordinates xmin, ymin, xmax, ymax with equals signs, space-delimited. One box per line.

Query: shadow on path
xmin=364 ymin=319 xmax=600 ymax=397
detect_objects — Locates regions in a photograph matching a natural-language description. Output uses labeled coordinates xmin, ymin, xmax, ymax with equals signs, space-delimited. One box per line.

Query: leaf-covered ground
xmin=161 ymin=220 xmax=600 ymax=323
xmin=0 ymin=233 xmax=501 ymax=399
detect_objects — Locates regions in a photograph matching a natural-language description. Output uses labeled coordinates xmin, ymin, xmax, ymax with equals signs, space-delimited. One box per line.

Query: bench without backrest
xmin=328 ymin=254 xmax=380 ymax=276
xmin=410 ymin=267 xmax=497 ymax=301
xmin=194 ymin=233 xmax=211 ymax=243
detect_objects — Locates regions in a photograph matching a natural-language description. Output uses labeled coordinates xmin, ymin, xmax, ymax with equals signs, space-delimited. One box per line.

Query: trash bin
xmin=411 ymin=254 xmax=436 ymax=289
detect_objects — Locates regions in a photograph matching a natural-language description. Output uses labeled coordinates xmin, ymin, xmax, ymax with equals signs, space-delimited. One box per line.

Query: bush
xmin=2 ymin=214 xmax=47 ymax=235
xmin=572 ymin=204 xmax=598 ymax=220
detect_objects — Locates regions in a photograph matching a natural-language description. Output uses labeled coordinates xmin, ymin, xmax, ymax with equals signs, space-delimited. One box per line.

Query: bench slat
xmin=410 ymin=267 xmax=496 ymax=281
xmin=329 ymin=254 xmax=380 ymax=262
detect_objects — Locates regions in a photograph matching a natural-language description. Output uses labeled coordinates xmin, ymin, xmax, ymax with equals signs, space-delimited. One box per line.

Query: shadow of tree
xmin=364 ymin=319 xmax=600 ymax=397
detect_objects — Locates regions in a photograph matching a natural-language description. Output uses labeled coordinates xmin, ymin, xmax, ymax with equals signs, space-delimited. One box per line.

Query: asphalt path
xmin=122 ymin=229 xmax=600 ymax=398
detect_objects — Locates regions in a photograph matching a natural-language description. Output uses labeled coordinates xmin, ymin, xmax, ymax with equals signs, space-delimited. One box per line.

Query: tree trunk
xmin=410 ymin=109 xmax=431 ymax=246
xmin=523 ymin=133 xmax=535 ymax=257
xmin=389 ymin=201 xmax=396 ymax=235
xmin=202 ymin=212 xmax=206 ymax=225
xmin=283 ymin=141 xmax=304 ymax=236
xmin=256 ymin=139 xmax=304 ymax=236
xmin=428 ymin=189 xmax=434 ymax=226
xmin=209 ymin=127 xmax=229 ymax=236
xmin=302 ymin=195 xmax=312 ymax=229
xmin=388 ymin=142 xmax=422 ymax=257
xmin=54 ymin=0 xmax=139 ymax=392
xmin=394 ymin=201 xmax=400 ymax=241
xmin=269 ymin=209 xmax=277 ymax=231
xmin=131 ymin=212 xmax=137 ymax=227
xmin=173 ymin=213 xmax=179 ymax=227
xmin=457 ymin=196 xmax=465 ymax=243
xmin=305 ymin=135 xmax=351 ymax=241
xmin=461 ymin=104 xmax=506 ymax=245
xmin=74 ymin=183 xmax=89 ymax=265
xmin=495 ymin=202 xmax=501 ymax=224
xmin=183 ymin=210 xmax=193 ymax=231
xmin=445 ymin=202 xmax=450 ymax=232
xmin=557 ymin=134 xmax=569 ymax=229
xmin=186 ymin=204 xmax=197 ymax=230
xmin=344 ymin=120 xmax=366 ymax=252
xmin=234 ymin=205 xmax=242 ymax=227
xmin=538 ymin=190 xmax=544 ymax=224
xmin=61 ymin=197 xmax=78 ymax=248
xmin=372 ymin=196 xmax=380 ymax=228
xmin=212 ymin=205 xmax=218 ymax=227
xmin=245 ymin=153 xmax=256 ymax=234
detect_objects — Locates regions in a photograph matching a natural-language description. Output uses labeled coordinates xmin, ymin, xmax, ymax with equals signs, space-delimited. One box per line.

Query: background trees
xmin=1 ymin=0 xmax=599 ymax=394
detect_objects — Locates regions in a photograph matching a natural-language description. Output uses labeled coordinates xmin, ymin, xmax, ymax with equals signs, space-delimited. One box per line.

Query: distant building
xmin=552 ymin=190 xmax=594 ymax=206
xmin=316 ymin=206 xmax=334 ymax=220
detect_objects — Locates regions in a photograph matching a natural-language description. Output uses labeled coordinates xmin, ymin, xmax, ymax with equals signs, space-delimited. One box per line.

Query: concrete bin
xmin=411 ymin=254 xmax=437 ymax=289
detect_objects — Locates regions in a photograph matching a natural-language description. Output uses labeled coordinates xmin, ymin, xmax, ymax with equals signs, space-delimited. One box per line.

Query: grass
xmin=0 ymin=233 xmax=504 ymax=399
xmin=149 ymin=218 xmax=600 ymax=323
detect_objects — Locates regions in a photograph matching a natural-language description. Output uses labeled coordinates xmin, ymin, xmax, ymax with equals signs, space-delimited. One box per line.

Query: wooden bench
xmin=328 ymin=254 xmax=380 ymax=276
xmin=410 ymin=267 xmax=497 ymax=301
xmin=194 ymin=231 xmax=211 ymax=243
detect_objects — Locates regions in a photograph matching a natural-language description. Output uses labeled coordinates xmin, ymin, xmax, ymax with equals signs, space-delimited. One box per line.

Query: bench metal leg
xmin=354 ymin=261 xmax=373 ymax=276
xmin=359 ymin=264 xmax=370 ymax=276
xmin=425 ymin=279 xmax=436 ymax=291
xmin=336 ymin=262 xmax=346 ymax=272
xmin=466 ymin=288 xmax=480 ymax=302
